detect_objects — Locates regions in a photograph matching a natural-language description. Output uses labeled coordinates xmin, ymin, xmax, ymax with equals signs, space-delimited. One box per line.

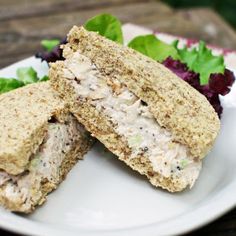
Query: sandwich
xmin=0 ymin=81 xmax=93 ymax=213
xmin=49 ymin=26 xmax=220 ymax=192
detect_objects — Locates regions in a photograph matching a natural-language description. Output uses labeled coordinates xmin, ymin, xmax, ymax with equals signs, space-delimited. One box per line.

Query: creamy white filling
xmin=0 ymin=116 xmax=83 ymax=208
xmin=65 ymin=51 xmax=202 ymax=187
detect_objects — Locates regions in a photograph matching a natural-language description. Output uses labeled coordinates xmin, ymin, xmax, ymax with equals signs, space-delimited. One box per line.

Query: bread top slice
xmin=49 ymin=56 xmax=202 ymax=192
xmin=65 ymin=26 xmax=220 ymax=159
xmin=0 ymin=81 xmax=67 ymax=175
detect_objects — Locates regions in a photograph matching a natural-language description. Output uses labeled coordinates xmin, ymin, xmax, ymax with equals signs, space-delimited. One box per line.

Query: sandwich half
xmin=49 ymin=26 xmax=220 ymax=192
xmin=0 ymin=81 xmax=93 ymax=212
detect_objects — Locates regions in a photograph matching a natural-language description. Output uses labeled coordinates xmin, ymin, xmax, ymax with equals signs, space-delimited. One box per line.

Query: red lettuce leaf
xmin=209 ymin=69 xmax=235 ymax=96
xmin=162 ymin=57 xmax=235 ymax=118
xmin=35 ymin=38 xmax=67 ymax=63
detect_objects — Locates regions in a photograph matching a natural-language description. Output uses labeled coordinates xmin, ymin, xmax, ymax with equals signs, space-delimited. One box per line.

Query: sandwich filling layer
xmin=0 ymin=115 xmax=87 ymax=211
xmin=62 ymin=51 xmax=202 ymax=188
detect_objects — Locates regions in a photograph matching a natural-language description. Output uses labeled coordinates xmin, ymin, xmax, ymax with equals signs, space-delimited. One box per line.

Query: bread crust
xmin=0 ymin=81 xmax=93 ymax=212
xmin=66 ymin=26 xmax=220 ymax=159
xmin=50 ymin=61 xmax=199 ymax=192
xmin=0 ymin=82 xmax=67 ymax=175
xmin=0 ymin=134 xmax=92 ymax=213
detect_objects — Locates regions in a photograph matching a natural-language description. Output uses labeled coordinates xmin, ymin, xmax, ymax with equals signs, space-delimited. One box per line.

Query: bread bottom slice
xmin=0 ymin=115 xmax=93 ymax=213
xmin=73 ymin=106 xmax=194 ymax=192
xmin=50 ymin=58 xmax=202 ymax=192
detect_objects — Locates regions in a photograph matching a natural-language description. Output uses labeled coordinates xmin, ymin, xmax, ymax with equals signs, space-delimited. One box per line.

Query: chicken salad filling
xmin=63 ymin=51 xmax=202 ymax=188
xmin=0 ymin=115 xmax=86 ymax=210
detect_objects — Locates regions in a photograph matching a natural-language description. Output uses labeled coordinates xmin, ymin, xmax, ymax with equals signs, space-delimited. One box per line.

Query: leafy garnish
xmin=0 ymin=78 xmax=24 ymax=94
xmin=0 ymin=67 xmax=48 ymax=94
xmin=41 ymin=39 xmax=60 ymax=52
xmin=176 ymin=41 xmax=225 ymax=85
xmin=162 ymin=57 xmax=235 ymax=117
xmin=39 ymin=75 xmax=49 ymax=82
xmin=85 ymin=13 xmax=123 ymax=44
xmin=128 ymin=34 xmax=179 ymax=62
xmin=35 ymin=37 xmax=67 ymax=63
xmin=162 ymin=56 xmax=200 ymax=88
xmin=209 ymin=69 xmax=235 ymax=95
xmin=17 ymin=67 xmax=38 ymax=84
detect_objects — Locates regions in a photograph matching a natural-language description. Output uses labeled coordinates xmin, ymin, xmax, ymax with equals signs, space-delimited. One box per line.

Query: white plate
xmin=1 ymin=56 xmax=236 ymax=236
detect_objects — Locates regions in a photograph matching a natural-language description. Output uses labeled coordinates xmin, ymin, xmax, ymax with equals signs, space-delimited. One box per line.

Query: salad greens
xmin=40 ymin=75 xmax=50 ymax=81
xmin=0 ymin=67 xmax=48 ymax=94
xmin=129 ymin=36 xmax=225 ymax=85
xmin=41 ymin=39 xmax=60 ymax=52
xmin=17 ymin=67 xmax=38 ymax=85
xmin=85 ymin=13 xmax=123 ymax=44
xmin=0 ymin=79 xmax=24 ymax=94
xmin=175 ymin=41 xmax=225 ymax=85
xmin=128 ymin=34 xmax=179 ymax=62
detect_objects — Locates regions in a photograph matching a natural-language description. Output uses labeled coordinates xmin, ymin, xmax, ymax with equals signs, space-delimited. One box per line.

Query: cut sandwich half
xmin=0 ymin=81 xmax=93 ymax=212
xmin=49 ymin=26 xmax=220 ymax=192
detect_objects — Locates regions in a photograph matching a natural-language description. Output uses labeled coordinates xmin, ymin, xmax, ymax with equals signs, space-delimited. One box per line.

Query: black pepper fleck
xmin=141 ymin=100 xmax=148 ymax=106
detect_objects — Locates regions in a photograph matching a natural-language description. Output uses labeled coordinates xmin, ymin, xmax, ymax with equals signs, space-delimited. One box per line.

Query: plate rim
xmin=0 ymin=56 xmax=236 ymax=236
xmin=0 ymin=179 xmax=235 ymax=236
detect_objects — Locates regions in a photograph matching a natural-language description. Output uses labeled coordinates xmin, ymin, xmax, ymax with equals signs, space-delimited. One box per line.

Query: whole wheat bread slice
xmin=49 ymin=56 xmax=200 ymax=192
xmin=0 ymin=120 xmax=92 ymax=213
xmin=49 ymin=27 xmax=220 ymax=192
xmin=0 ymin=82 xmax=93 ymax=212
xmin=0 ymin=82 xmax=67 ymax=175
xmin=66 ymin=26 xmax=220 ymax=160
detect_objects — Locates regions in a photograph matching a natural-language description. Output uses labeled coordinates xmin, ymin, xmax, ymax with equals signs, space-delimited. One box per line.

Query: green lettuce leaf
xmin=39 ymin=75 xmax=49 ymax=81
xmin=16 ymin=67 xmax=38 ymax=84
xmin=128 ymin=34 xmax=179 ymax=62
xmin=0 ymin=67 xmax=48 ymax=94
xmin=84 ymin=13 xmax=123 ymax=44
xmin=176 ymin=41 xmax=225 ymax=85
xmin=41 ymin=39 xmax=60 ymax=52
xmin=0 ymin=78 xmax=24 ymax=94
